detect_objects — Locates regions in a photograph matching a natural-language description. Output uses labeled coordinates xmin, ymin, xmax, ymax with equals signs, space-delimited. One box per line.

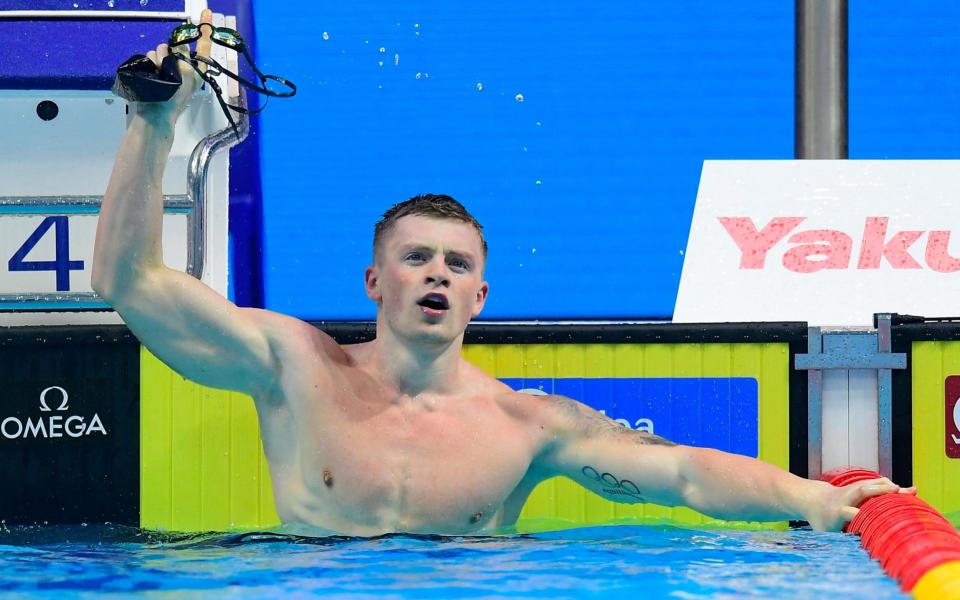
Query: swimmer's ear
xmin=364 ymin=265 xmax=382 ymax=303
xmin=471 ymin=281 xmax=489 ymax=317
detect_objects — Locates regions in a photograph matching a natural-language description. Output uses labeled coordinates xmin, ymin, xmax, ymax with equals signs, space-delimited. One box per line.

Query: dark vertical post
xmin=796 ymin=0 xmax=848 ymax=159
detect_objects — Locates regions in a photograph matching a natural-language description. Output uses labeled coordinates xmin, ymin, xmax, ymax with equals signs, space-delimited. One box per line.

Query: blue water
xmin=0 ymin=524 xmax=905 ymax=598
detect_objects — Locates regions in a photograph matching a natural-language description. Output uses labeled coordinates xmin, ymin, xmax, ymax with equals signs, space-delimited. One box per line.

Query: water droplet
xmin=415 ymin=72 xmax=422 ymax=79
xmin=531 ymin=248 xmax=537 ymax=254
xmin=515 ymin=93 xmax=524 ymax=102
xmin=522 ymin=146 xmax=528 ymax=152
xmin=394 ymin=53 xmax=400 ymax=65
xmin=377 ymin=61 xmax=384 ymax=67
xmin=72 ymin=2 xmax=79 ymax=6
xmin=535 ymin=180 xmax=542 ymax=185
xmin=476 ymin=82 xmax=483 ymax=91
xmin=322 ymin=32 xmax=330 ymax=41
xmin=535 ymin=121 xmax=542 ymax=126
xmin=424 ymin=73 xmax=430 ymax=78
xmin=106 ymin=0 xmax=115 ymax=7
xmin=415 ymin=31 xmax=420 ymax=37
xmin=139 ymin=0 xmax=148 ymax=5
xmin=379 ymin=47 xmax=386 ymax=53
xmin=414 ymin=23 xmax=420 ymax=28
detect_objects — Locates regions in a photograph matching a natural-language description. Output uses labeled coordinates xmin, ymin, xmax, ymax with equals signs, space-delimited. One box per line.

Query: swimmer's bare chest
xmin=253 ymin=340 xmax=545 ymax=536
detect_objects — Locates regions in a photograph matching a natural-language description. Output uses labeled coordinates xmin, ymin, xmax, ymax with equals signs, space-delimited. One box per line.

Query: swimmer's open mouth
xmin=417 ymin=293 xmax=450 ymax=311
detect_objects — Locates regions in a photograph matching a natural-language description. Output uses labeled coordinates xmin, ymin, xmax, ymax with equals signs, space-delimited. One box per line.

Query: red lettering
xmin=925 ymin=231 xmax=960 ymax=273
xmin=856 ymin=217 xmax=923 ymax=269
xmin=719 ymin=215 xmax=956 ymax=273
xmin=782 ymin=230 xmax=853 ymax=273
xmin=718 ymin=217 xmax=805 ymax=269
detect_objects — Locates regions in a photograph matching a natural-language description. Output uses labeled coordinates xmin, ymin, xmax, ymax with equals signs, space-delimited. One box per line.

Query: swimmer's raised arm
xmin=92 ymin=9 xmax=279 ymax=396
xmin=532 ymin=395 xmax=916 ymax=531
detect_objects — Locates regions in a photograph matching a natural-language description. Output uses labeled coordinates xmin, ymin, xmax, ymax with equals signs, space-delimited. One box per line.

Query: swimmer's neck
xmin=368 ymin=323 xmax=465 ymax=398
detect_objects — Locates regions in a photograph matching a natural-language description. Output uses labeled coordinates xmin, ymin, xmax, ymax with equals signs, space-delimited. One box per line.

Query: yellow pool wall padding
xmin=910 ymin=342 xmax=960 ymax=519
xmin=141 ymin=341 xmax=791 ymax=532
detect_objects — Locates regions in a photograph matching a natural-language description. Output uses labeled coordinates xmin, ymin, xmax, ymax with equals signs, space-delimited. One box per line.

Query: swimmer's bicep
xmin=110 ymin=266 xmax=277 ymax=394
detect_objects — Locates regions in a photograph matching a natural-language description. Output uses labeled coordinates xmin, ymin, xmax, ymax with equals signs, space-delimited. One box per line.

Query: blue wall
xmin=252 ymin=2 xmax=958 ymax=321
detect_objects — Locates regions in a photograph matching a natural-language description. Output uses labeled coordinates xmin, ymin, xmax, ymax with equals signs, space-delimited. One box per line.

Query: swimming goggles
xmin=167 ymin=23 xmax=297 ymax=139
xmin=111 ymin=22 xmax=296 ymax=141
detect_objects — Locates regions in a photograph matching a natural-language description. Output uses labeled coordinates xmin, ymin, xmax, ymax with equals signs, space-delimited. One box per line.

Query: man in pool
xmin=92 ymin=9 xmax=915 ymax=536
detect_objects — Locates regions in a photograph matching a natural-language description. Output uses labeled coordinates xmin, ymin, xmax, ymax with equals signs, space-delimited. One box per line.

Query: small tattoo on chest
xmin=323 ymin=469 xmax=334 ymax=487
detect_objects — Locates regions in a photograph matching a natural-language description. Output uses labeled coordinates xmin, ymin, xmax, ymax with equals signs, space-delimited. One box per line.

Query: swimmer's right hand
xmin=136 ymin=8 xmax=214 ymax=126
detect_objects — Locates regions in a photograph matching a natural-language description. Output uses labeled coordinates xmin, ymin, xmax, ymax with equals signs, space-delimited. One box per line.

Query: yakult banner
xmin=675 ymin=160 xmax=960 ymax=326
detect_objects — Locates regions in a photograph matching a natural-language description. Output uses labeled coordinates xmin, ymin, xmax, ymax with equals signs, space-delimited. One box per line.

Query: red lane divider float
xmin=820 ymin=466 xmax=960 ymax=598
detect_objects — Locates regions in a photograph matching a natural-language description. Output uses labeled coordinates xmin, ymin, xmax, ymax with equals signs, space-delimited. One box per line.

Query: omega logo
xmin=1 ymin=385 xmax=107 ymax=440
xmin=953 ymin=396 xmax=960 ymax=445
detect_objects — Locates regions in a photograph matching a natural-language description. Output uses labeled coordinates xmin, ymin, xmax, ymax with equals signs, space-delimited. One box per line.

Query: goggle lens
xmin=211 ymin=28 xmax=243 ymax=49
xmin=170 ymin=24 xmax=199 ymax=45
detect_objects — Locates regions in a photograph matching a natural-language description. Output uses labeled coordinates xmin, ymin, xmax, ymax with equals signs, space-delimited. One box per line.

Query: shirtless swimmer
xmin=91 ymin=9 xmax=915 ymax=536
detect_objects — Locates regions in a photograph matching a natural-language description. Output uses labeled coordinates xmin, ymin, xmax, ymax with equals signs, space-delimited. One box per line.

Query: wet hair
xmin=373 ymin=194 xmax=488 ymax=262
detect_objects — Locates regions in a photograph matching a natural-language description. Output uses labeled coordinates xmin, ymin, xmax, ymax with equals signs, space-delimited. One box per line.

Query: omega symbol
xmin=38 ymin=386 xmax=69 ymax=412
xmin=953 ymin=396 xmax=960 ymax=444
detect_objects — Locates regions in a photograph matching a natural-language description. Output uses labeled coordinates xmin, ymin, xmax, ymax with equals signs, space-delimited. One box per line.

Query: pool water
xmin=0 ymin=524 xmax=905 ymax=598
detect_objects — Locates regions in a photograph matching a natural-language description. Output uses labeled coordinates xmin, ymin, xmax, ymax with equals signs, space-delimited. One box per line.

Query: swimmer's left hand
xmin=803 ymin=477 xmax=918 ymax=532
xmin=139 ymin=8 xmax=213 ymax=126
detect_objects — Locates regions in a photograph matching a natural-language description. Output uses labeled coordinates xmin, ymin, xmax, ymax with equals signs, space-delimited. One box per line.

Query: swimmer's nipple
xmin=323 ymin=469 xmax=334 ymax=488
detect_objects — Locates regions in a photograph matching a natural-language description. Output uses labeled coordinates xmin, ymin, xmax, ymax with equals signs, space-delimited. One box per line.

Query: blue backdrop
xmin=500 ymin=377 xmax=759 ymax=457
xmin=251 ymin=1 xmax=959 ymax=320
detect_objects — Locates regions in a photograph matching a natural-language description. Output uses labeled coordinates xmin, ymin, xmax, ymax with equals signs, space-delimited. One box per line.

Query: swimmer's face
xmin=365 ymin=215 xmax=489 ymax=344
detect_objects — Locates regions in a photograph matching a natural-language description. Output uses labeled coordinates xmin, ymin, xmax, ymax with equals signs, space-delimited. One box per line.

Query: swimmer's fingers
xmin=194 ymin=8 xmax=214 ymax=61
xmin=841 ymin=506 xmax=859 ymax=523
xmin=845 ymin=477 xmax=901 ymax=506
xmin=153 ymin=42 xmax=170 ymax=68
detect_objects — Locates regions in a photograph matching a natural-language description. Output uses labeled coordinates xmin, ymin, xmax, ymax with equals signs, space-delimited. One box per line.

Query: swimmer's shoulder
xmin=238 ymin=308 xmax=351 ymax=366
xmin=467 ymin=362 xmax=560 ymax=424
xmin=489 ymin=385 xmax=585 ymax=434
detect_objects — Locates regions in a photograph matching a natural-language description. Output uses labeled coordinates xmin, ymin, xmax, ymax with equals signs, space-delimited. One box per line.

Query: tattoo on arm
xmin=553 ymin=395 xmax=677 ymax=447
xmin=582 ymin=466 xmax=646 ymax=502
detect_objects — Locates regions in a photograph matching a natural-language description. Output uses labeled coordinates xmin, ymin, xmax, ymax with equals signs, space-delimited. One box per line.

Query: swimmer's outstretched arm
xmin=532 ymin=395 xmax=916 ymax=531
xmin=92 ymin=9 xmax=278 ymax=396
